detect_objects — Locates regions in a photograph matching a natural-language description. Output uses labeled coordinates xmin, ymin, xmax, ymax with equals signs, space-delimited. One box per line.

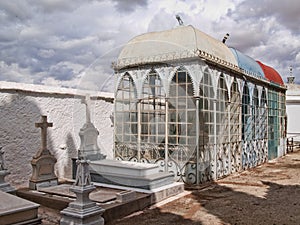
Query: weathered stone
xmin=29 ymin=116 xmax=58 ymax=190
xmin=0 ymin=147 xmax=16 ymax=193
xmin=60 ymin=159 xmax=105 ymax=224
xmin=79 ymin=95 xmax=106 ymax=161
xmin=0 ymin=191 xmax=41 ymax=225
xmin=60 ymin=185 xmax=105 ymax=225
xmin=40 ymin=184 xmax=117 ymax=203
xmin=79 ymin=122 xmax=106 ymax=161
xmin=116 ymin=190 xmax=136 ymax=203
xmin=0 ymin=170 xmax=16 ymax=194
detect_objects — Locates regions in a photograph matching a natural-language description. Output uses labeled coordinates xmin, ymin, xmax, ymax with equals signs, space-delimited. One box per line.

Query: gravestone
xmin=29 ymin=115 xmax=58 ymax=190
xmin=60 ymin=159 xmax=105 ymax=225
xmin=79 ymin=95 xmax=106 ymax=161
xmin=0 ymin=147 xmax=15 ymax=193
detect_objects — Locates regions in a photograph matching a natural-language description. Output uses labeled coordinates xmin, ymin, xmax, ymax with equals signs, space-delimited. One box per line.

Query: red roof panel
xmin=257 ymin=61 xmax=284 ymax=86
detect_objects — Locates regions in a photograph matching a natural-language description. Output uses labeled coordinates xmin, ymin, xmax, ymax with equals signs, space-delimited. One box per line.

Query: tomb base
xmin=0 ymin=191 xmax=41 ymax=225
xmin=60 ymin=185 xmax=105 ymax=225
xmin=0 ymin=170 xmax=16 ymax=194
xmin=29 ymin=154 xmax=58 ymax=190
xmin=29 ymin=179 xmax=58 ymax=190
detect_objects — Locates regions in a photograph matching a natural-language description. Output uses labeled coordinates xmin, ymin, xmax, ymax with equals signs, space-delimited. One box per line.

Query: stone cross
xmin=81 ymin=95 xmax=91 ymax=124
xmin=35 ymin=115 xmax=53 ymax=157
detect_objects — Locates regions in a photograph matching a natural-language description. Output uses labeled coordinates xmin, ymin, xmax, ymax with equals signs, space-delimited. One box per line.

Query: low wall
xmin=0 ymin=81 xmax=114 ymax=187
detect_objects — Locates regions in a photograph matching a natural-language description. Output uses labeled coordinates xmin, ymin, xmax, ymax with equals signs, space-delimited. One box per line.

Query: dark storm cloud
xmin=112 ymin=0 xmax=148 ymax=13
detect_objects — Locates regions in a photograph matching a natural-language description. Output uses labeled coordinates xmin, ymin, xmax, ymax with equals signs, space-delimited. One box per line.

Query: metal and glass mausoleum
xmin=113 ymin=25 xmax=286 ymax=185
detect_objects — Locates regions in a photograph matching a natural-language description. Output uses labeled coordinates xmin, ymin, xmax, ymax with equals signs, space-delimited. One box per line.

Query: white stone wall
xmin=0 ymin=81 xmax=114 ymax=187
xmin=286 ymin=83 xmax=300 ymax=141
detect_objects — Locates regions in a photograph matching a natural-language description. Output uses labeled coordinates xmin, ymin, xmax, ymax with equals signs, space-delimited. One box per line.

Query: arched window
xmin=199 ymin=69 xmax=214 ymax=147
xmin=115 ymin=73 xmax=137 ymax=144
xmin=230 ymin=79 xmax=241 ymax=143
xmin=216 ymin=74 xmax=229 ymax=143
xmin=260 ymin=87 xmax=268 ymax=139
xmin=268 ymin=88 xmax=279 ymax=159
xmin=252 ymin=86 xmax=259 ymax=139
xmin=242 ymin=83 xmax=251 ymax=141
xmin=141 ymin=70 xmax=165 ymax=144
xmin=168 ymin=68 xmax=196 ymax=149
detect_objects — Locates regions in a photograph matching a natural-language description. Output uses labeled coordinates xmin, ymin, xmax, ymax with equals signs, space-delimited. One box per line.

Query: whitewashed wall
xmin=0 ymin=81 xmax=114 ymax=187
xmin=286 ymin=83 xmax=300 ymax=142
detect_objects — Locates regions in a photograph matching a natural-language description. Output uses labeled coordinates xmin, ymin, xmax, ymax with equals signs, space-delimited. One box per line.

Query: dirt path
xmin=108 ymin=149 xmax=300 ymax=225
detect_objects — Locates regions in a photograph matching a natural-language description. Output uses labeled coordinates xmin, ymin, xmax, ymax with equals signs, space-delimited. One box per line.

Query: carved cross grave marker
xmin=77 ymin=95 xmax=106 ymax=161
xmin=30 ymin=115 xmax=57 ymax=189
xmin=34 ymin=115 xmax=53 ymax=158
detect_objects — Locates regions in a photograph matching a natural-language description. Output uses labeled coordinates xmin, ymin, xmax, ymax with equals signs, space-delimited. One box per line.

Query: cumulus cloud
xmin=0 ymin=0 xmax=299 ymax=91
xmin=231 ymin=0 xmax=300 ymax=32
xmin=112 ymin=0 xmax=148 ymax=13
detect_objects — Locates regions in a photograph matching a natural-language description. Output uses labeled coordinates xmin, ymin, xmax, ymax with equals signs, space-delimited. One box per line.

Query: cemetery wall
xmin=0 ymin=81 xmax=114 ymax=187
xmin=286 ymin=83 xmax=300 ymax=142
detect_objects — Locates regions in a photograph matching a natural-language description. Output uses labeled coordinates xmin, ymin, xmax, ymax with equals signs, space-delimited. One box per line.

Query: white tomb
xmin=89 ymin=159 xmax=174 ymax=190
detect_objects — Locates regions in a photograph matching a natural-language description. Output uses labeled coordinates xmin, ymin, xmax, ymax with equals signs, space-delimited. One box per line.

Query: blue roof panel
xmin=230 ymin=48 xmax=265 ymax=78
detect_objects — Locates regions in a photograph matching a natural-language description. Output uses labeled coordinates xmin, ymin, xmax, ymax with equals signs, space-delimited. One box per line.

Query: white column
xmin=164 ymin=98 xmax=169 ymax=172
xmin=195 ymin=97 xmax=200 ymax=184
xmin=228 ymin=102 xmax=231 ymax=174
xmin=137 ymin=99 xmax=141 ymax=162
xmin=213 ymin=99 xmax=217 ymax=180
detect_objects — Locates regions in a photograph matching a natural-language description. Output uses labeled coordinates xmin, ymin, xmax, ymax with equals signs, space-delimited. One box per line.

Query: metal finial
xmin=222 ymin=33 xmax=230 ymax=44
xmin=289 ymin=65 xmax=293 ymax=75
xmin=176 ymin=15 xmax=183 ymax=26
xmin=287 ymin=65 xmax=295 ymax=84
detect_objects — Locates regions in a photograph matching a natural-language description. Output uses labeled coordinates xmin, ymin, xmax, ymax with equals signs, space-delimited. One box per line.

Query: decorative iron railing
xmin=114 ymin=139 xmax=268 ymax=185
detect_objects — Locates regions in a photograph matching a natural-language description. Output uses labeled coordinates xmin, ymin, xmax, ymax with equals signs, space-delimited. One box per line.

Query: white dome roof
xmin=116 ymin=25 xmax=238 ymax=69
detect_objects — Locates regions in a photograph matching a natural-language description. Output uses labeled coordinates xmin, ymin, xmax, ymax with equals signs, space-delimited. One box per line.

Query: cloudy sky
xmin=0 ymin=0 xmax=299 ymax=92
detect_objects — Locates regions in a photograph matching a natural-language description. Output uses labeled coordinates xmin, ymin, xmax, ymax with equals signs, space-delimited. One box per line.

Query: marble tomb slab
xmin=0 ymin=191 xmax=41 ymax=225
xmin=89 ymin=159 xmax=174 ymax=190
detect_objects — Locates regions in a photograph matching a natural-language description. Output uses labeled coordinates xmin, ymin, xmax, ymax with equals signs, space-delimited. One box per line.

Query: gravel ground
xmin=39 ymin=148 xmax=300 ymax=225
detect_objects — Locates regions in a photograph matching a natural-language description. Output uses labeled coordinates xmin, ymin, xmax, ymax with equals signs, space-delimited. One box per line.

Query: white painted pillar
xmin=164 ymin=98 xmax=169 ymax=172
xmin=227 ymin=102 xmax=231 ymax=174
xmin=213 ymin=99 xmax=217 ymax=180
xmin=113 ymin=99 xmax=116 ymax=159
xmin=195 ymin=97 xmax=200 ymax=184
xmin=137 ymin=99 xmax=141 ymax=162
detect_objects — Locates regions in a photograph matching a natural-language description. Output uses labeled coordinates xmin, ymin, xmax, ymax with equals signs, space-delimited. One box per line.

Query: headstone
xmin=60 ymin=159 xmax=105 ymax=225
xmin=29 ymin=115 xmax=58 ymax=190
xmin=0 ymin=147 xmax=16 ymax=193
xmin=79 ymin=95 xmax=106 ymax=161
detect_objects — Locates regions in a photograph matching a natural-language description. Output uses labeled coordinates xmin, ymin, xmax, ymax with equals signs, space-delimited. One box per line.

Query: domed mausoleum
xmin=113 ymin=25 xmax=286 ymax=185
